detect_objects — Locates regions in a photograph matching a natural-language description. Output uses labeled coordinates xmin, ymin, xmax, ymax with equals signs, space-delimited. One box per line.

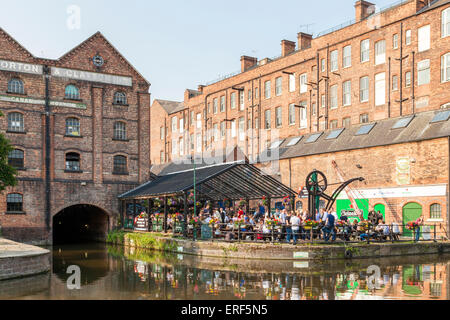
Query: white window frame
xmin=238 ymin=117 xmax=245 ymax=141
xmin=179 ymin=138 xmax=184 ymax=156
xmin=196 ymin=113 xmax=201 ymax=129
xmin=330 ymin=85 xmax=338 ymax=109
xmin=299 ymin=102 xmax=307 ymax=129
xmin=405 ymin=71 xmax=412 ymax=87
xmin=179 ymin=118 xmax=184 ymax=134
xmin=375 ymin=72 xmax=386 ymax=106
xmin=360 ymin=76 xmax=369 ymax=103
xmin=418 ymin=25 xmax=431 ymax=52
xmin=275 ymin=107 xmax=282 ymax=128
xmin=196 ymin=134 xmax=202 ymax=153
xmin=330 ymin=50 xmax=338 ymax=72
xmin=275 ymin=77 xmax=282 ymax=96
xmin=343 ymin=80 xmax=351 ymax=106
xmin=361 ymin=39 xmax=370 ymax=63
xmin=443 ymin=8 xmax=450 ymax=38
xmin=393 ymin=34 xmax=399 ymax=49
xmin=442 ymin=53 xmax=450 ymax=83
xmin=171 ymin=116 xmax=178 ymax=133
xmin=265 ymin=109 xmax=271 ymax=129
xmin=231 ymin=92 xmax=236 ymax=109
xmin=392 ymin=75 xmax=399 ymax=91
xmin=406 ymin=29 xmax=412 ymax=45
xmin=289 ymin=104 xmax=296 ymax=125
xmin=213 ymin=98 xmax=218 ymax=114
xmin=300 ymin=73 xmax=308 ymax=94
xmin=239 ymin=90 xmax=245 ymax=110
xmin=264 ymin=81 xmax=271 ymax=99
xmin=343 ymin=45 xmax=352 ymax=68
xmin=220 ymin=96 xmax=225 ymax=112
xmin=289 ymin=73 xmax=296 ymax=92
xmin=418 ymin=59 xmax=430 ymax=86
xmin=375 ymin=40 xmax=386 ymax=65
xmin=231 ymin=120 xmax=236 ymax=138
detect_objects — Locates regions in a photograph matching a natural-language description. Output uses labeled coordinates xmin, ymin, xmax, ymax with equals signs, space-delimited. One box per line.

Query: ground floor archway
xmin=53 ymin=204 xmax=110 ymax=244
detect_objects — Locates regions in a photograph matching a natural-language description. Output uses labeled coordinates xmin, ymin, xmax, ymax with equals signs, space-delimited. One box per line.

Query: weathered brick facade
xmin=0 ymin=29 xmax=151 ymax=244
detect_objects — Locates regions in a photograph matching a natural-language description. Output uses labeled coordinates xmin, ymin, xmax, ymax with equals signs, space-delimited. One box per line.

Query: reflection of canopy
xmin=119 ymin=162 xmax=296 ymax=201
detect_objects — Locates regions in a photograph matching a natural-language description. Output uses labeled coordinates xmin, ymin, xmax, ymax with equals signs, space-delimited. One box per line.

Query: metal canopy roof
xmin=119 ymin=162 xmax=296 ymax=201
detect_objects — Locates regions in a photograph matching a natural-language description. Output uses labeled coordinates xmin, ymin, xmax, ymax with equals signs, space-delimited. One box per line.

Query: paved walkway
xmin=0 ymin=238 xmax=49 ymax=259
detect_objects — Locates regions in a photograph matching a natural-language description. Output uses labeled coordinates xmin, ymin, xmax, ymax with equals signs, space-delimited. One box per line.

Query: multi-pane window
xmin=160 ymin=127 xmax=165 ymax=140
xmin=418 ymin=59 xmax=430 ymax=86
xmin=289 ymin=74 xmax=296 ymax=92
xmin=220 ymin=122 xmax=226 ymax=139
xmin=289 ymin=104 xmax=296 ymax=125
xmin=430 ymin=204 xmax=442 ymax=219
xmin=179 ymin=138 xmax=184 ymax=156
xmin=6 ymin=194 xmax=23 ymax=213
xmin=275 ymin=77 xmax=282 ymax=96
xmin=196 ymin=113 xmax=201 ymax=129
xmin=360 ymin=76 xmax=369 ymax=102
xmin=160 ymin=151 xmax=165 ymax=164
xmin=113 ymin=156 xmax=127 ymax=174
xmin=330 ymin=50 xmax=338 ymax=72
xmin=299 ymin=101 xmax=307 ymax=129
xmin=405 ymin=71 xmax=412 ymax=87
xmin=343 ymin=45 xmax=352 ymax=68
xmin=442 ymin=53 xmax=450 ymax=83
xmin=392 ymin=75 xmax=399 ymax=91
xmin=213 ymin=123 xmax=219 ymax=142
xmin=321 ymin=95 xmax=326 ymax=108
xmin=343 ymin=81 xmax=351 ymax=106
xmin=114 ymin=92 xmax=127 ymax=105
xmin=213 ymin=98 xmax=218 ymax=114
xmin=238 ymin=117 xmax=245 ymax=141
xmin=231 ymin=120 xmax=236 ymax=138
xmin=360 ymin=113 xmax=369 ymax=124
xmin=248 ymin=89 xmax=252 ymax=102
xmin=264 ymin=81 xmax=271 ymax=99
xmin=375 ymin=40 xmax=386 ymax=65
xmin=375 ymin=72 xmax=386 ymax=106
xmin=418 ymin=25 xmax=431 ymax=52
xmin=7 ymin=112 xmax=24 ymax=132
xmin=264 ymin=109 xmax=271 ymax=129
xmin=255 ymin=117 xmax=259 ymax=129
xmin=443 ymin=8 xmax=450 ymax=38
xmin=7 ymin=78 xmax=24 ymax=94
xmin=230 ymin=92 xmax=236 ymax=109
xmin=275 ymin=107 xmax=282 ymax=128
xmin=196 ymin=134 xmax=202 ymax=152
xmin=343 ymin=117 xmax=351 ymax=127
xmin=330 ymin=85 xmax=338 ymax=109
xmin=393 ymin=34 xmax=399 ymax=49
xmin=361 ymin=39 xmax=370 ymax=62
xmin=321 ymin=59 xmax=326 ymax=72
xmin=190 ymin=111 xmax=194 ymax=126
xmin=114 ymin=122 xmax=127 ymax=140
xmin=8 ymin=149 xmax=24 ymax=169
xmin=66 ymin=153 xmax=80 ymax=172
xmin=405 ymin=29 xmax=412 ymax=45
xmin=255 ymin=87 xmax=259 ymax=99
xmin=330 ymin=120 xmax=338 ymax=129
xmin=65 ymin=85 xmax=80 ymax=100
xmin=312 ymin=103 xmax=317 ymax=116
xmin=220 ymin=96 xmax=225 ymax=112
xmin=300 ymin=73 xmax=308 ymax=94
xmin=239 ymin=91 xmax=245 ymax=110
xmin=179 ymin=118 xmax=184 ymax=134
xmin=66 ymin=118 xmax=80 ymax=136
xmin=171 ymin=116 xmax=178 ymax=132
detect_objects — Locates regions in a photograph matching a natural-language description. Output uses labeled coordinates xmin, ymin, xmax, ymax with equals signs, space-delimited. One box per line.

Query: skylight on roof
xmin=392 ymin=116 xmax=414 ymax=129
xmin=430 ymin=110 xmax=450 ymax=123
xmin=269 ymin=139 xmax=284 ymax=149
xmin=287 ymin=136 xmax=302 ymax=147
xmin=305 ymin=133 xmax=322 ymax=143
xmin=325 ymin=128 xmax=344 ymax=140
xmin=355 ymin=123 xmax=376 ymax=136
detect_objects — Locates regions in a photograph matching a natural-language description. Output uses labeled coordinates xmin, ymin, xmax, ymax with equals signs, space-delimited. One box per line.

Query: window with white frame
xmin=289 ymin=104 xmax=296 ymax=125
xmin=330 ymin=120 xmax=338 ymax=129
xmin=160 ymin=151 xmax=165 ymax=164
xmin=330 ymin=85 xmax=338 ymax=109
xmin=275 ymin=77 xmax=282 ymax=96
xmin=220 ymin=96 xmax=225 ymax=112
xmin=231 ymin=120 xmax=236 ymax=138
xmin=238 ymin=117 xmax=245 ymax=141
xmin=190 ymin=111 xmax=194 ymax=126
xmin=312 ymin=103 xmax=317 ymax=116
xmin=321 ymin=59 xmax=326 ymax=72
xmin=213 ymin=98 xmax=218 ymax=114
xmin=300 ymin=73 xmax=308 ymax=93
xmin=443 ymin=8 xmax=450 ymax=38
xmin=172 ymin=139 xmax=178 ymax=155
xmin=321 ymin=95 xmax=326 ymax=108
xmin=418 ymin=59 xmax=430 ymax=86
xmin=171 ymin=116 xmax=177 ymax=132
xmin=213 ymin=123 xmax=219 ymax=142
xmin=220 ymin=122 xmax=226 ymax=139
xmin=442 ymin=53 xmax=450 ymax=83
xmin=179 ymin=138 xmax=184 ymax=156
xmin=8 ymin=78 xmax=24 ymax=94
xmin=405 ymin=71 xmax=412 ymax=87
xmin=160 ymin=127 xmax=165 ymax=140
xmin=196 ymin=113 xmax=202 ymax=129
xmin=330 ymin=50 xmax=338 ymax=72
xmin=361 ymin=39 xmax=370 ymax=62
xmin=239 ymin=90 xmax=244 ymax=110
xmin=289 ymin=73 xmax=296 ymax=92
xmin=265 ymin=109 xmax=271 ymax=129
xmin=190 ymin=133 xmax=194 ymax=151
xmin=392 ymin=75 xmax=399 ymax=91
xmin=393 ymin=34 xmax=399 ymax=49
xmin=360 ymin=113 xmax=369 ymax=124
xmin=343 ymin=45 xmax=352 ymax=68
xmin=406 ymin=29 xmax=411 ymax=45
xmin=375 ymin=72 xmax=386 ymax=106
xmin=430 ymin=203 xmax=441 ymax=219
xmin=299 ymin=101 xmax=307 ymax=129
xmin=196 ymin=134 xmax=202 ymax=153
xmin=113 ymin=121 xmax=126 ymax=140
xmin=264 ymin=81 xmax=271 ymax=99
xmin=343 ymin=117 xmax=351 ymax=127
xmin=343 ymin=81 xmax=351 ymax=106
xmin=248 ymin=89 xmax=252 ymax=102
xmin=418 ymin=25 xmax=430 ymax=52
xmin=360 ymin=76 xmax=369 ymax=102
xmin=179 ymin=118 xmax=184 ymax=133
xmin=231 ymin=92 xmax=236 ymax=109
xmin=275 ymin=107 xmax=282 ymax=128
xmin=375 ymin=40 xmax=386 ymax=65
xmin=66 ymin=118 xmax=81 ymax=137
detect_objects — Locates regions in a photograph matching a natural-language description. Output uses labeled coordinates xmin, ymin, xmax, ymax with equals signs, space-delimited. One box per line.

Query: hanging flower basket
xmin=153 ymin=198 xmax=161 ymax=208
xmin=283 ymin=196 xmax=291 ymax=205
xmin=304 ymin=220 xmax=319 ymax=230
xmin=239 ymin=198 xmax=246 ymax=207
xmin=406 ymin=221 xmax=419 ymax=230
xmin=262 ymin=196 xmax=268 ymax=207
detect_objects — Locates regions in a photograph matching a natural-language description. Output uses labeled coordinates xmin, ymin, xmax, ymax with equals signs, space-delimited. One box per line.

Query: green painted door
xmin=402 ymin=265 xmax=423 ymax=296
xmin=336 ymin=199 xmax=369 ymax=222
xmin=374 ymin=204 xmax=386 ymax=221
xmin=402 ymin=203 xmax=422 ymax=237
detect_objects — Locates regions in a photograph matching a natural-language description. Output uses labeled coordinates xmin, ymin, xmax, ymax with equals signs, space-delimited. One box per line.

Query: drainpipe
xmin=43 ymin=66 xmax=51 ymax=232
xmin=316 ymin=53 xmax=320 ymax=131
xmin=412 ymin=51 xmax=415 ymax=114
xmin=309 ymin=89 xmax=312 ymax=133
xmin=448 ymin=136 xmax=450 ymax=239
xmin=325 ymin=44 xmax=330 ymax=130
xmin=388 ymin=57 xmax=391 ymax=118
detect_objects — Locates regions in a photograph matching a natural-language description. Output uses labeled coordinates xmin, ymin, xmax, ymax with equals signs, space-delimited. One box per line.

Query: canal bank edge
xmin=106 ymin=231 xmax=450 ymax=261
xmin=0 ymin=238 xmax=51 ymax=281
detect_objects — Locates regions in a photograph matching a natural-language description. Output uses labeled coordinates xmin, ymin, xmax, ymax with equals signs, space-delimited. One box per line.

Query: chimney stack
xmin=240 ymin=56 xmax=258 ymax=72
xmin=415 ymin=0 xmax=430 ymax=12
xmin=198 ymin=85 xmax=205 ymax=93
xmin=281 ymin=40 xmax=296 ymax=57
xmin=355 ymin=1 xmax=375 ymax=22
xmin=297 ymin=33 xmax=313 ymax=50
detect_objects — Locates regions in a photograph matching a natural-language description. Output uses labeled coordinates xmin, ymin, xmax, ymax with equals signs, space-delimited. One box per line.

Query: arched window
xmin=65 ymin=85 xmax=80 ymax=100
xmin=113 ymin=155 xmax=127 ymax=174
xmin=114 ymin=92 xmax=127 ymax=105
xmin=7 ymin=112 xmax=24 ymax=132
xmin=113 ymin=122 xmax=127 ymax=140
xmin=66 ymin=118 xmax=80 ymax=136
xmin=65 ymin=152 xmax=80 ymax=172
xmin=7 ymin=193 xmax=23 ymax=213
xmin=430 ymin=204 xmax=442 ymax=219
xmin=8 ymin=149 xmax=24 ymax=169
xmin=7 ymin=78 xmax=24 ymax=94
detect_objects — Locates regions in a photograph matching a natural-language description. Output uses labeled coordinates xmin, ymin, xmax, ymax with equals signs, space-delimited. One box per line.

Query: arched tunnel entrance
xmin=53 ymin=204 xmax=110 ymax=244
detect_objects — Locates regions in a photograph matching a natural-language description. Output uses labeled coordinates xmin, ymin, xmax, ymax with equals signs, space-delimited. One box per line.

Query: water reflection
xmin=0 ymin=243 xmax=449 ymax=300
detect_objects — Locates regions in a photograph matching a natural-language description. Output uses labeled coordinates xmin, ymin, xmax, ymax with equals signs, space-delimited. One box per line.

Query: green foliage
xmin=106 ymin=230 xmax=127 ymax=244
xmin=0 ymin=111 xmax=17 ymax=192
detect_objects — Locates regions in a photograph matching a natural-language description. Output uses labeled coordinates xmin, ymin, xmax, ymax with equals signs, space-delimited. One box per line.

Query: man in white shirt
xmin=290 ymin=213 xmax=301 ymax=245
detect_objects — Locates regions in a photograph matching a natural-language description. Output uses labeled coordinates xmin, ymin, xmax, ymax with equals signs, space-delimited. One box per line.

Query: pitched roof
xmin=417 ymin=0 xmax=450 ymax=14
xmin=154 ymin=99 xmax=185 ymax=115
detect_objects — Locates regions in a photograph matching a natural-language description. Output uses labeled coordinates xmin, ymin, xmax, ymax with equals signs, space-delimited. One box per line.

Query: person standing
xmin=415 ymin=217 xmax=424 ymax=242
xmin=291 ymin=212 xmax=301 ymax=245
xmin=285 ymin=211 xmax=293 ymax=244
xmin=322 ymin=212 xmax=336 ymax=242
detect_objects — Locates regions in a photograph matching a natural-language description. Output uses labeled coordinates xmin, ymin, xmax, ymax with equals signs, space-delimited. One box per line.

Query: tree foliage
xmin=0 ymin=111 xmax=17 ymax=192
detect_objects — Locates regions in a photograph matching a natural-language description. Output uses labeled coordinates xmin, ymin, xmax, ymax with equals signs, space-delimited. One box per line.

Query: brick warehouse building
xmin=149 ymin=0 xmax=450 ymax=236
xmin=0 ymin=29 xmax=151 ymax=244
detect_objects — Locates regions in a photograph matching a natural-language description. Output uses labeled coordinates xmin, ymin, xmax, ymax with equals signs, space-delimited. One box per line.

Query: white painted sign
xmin=51 ymin=67 xmax=132 ymax=87
xmin=0 ymin=94 xmax=86 ymax=109
xmin=0 ymin=59 xmax=43 ymax=75
xmin=293 ymin=252 xmax=309 ymax=259
xmin=337 ymin=185 xmax=447 ymax=200
xmin=293 ymin=261 xmax=309 ymax=269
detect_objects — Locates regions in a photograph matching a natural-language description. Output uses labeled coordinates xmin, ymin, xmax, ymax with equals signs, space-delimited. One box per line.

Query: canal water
xmin=0 ymin=243 xmax=449 ymax=300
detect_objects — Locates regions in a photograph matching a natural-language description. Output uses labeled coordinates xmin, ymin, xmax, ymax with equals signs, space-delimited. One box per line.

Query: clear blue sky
xmin=0 ymin=0 xmax=397 ymax=102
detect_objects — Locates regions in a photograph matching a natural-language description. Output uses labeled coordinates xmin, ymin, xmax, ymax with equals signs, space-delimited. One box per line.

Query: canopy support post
xmin=164 ymin=196 xmax=168 ymax=233
xmin=183 ymin=192 xmax=188 ymax=238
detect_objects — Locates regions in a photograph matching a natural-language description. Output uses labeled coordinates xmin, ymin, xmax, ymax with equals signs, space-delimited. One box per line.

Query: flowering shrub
xmin=265 ymin=219 xmax=281 ymax=227
xmin=406 ymin=221 xmax=419 ymax=230
xmin=304 ymin=220 xmax=319 ymax=228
